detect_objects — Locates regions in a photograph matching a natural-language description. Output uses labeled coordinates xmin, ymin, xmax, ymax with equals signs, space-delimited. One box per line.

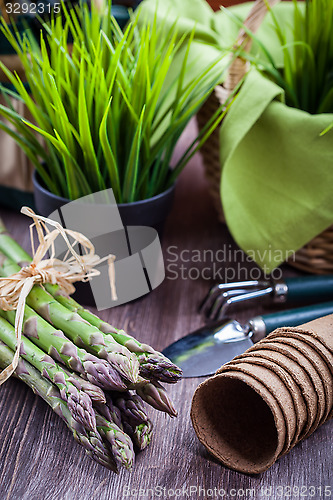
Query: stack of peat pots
xmin=191 ymin=315 xmax=333 ymax=474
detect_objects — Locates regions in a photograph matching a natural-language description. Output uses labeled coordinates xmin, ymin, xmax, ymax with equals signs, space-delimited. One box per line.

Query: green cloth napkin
xmin=221 ymin=68 xmax=333 ymax=271
xmin=137 ymin=0 xmax=333 ymax=271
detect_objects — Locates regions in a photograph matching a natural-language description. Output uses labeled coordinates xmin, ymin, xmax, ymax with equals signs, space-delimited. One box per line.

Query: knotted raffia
xmin=0 ymin=206 xmax=117 ymax=385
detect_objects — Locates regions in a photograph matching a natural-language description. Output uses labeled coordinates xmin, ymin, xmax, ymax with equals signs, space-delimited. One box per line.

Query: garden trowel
xmin=162 ymin=301 xmax=333 ymax=377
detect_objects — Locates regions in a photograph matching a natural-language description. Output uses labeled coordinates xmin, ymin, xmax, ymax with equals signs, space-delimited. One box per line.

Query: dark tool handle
xmin=261 ymin=301 xmax=333 ymax=334
xmin=285 ymin=275 xmax=333 ymax=302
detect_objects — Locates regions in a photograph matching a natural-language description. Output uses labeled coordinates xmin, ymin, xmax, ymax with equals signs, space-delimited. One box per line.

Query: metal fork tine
xmin=199 ymin=280 xmax=262 ymax=314
xmin=216 ymin=286 xmax=274 ymax=321
xmin=199 ymin=283 xmax=223 ymax=313
xmin=208 ymin=288 xmax=251 ymax=320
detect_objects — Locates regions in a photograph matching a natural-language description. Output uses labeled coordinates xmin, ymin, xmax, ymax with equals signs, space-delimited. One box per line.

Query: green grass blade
xmin=99 ymin=98 xmax=122 ymax=202
xmin=123 ymin=107 xmax=145 ymax=202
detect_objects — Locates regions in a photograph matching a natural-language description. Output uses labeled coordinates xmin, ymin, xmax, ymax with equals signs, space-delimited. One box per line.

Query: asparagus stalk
xmin=0 ymin=315 xmax=96 ymax=432
xmin=111 ymin=391 xmax=147 ymax=427
xmin=0 ymin=224 xmax=182 ymax=384
xmin=0 ymin=341 xmax=118 ymax=471
xmin=96 ymin=391 xmax=147 ymax=430
xmin=94 ymin=393 xmax=150 ymax=457
xmin=110 ymin=392 xmax=153 ymax=451
xmin=135 ymin=380 xmax=177 ymax=417
xmin=132 ymin=420 xmax=153 ymax=451
xmin=63 ymin=306 xmax=182 ymax=384
xmin=0 ymin=306 xmax=126 ymax=391
xmin=95 ymin=413 xmax=135 ymax=470
xmin=0 ymin=306 xmax=107 ymax=402
xmin=45 ymin=292 xmax=182 ymax=383
xmin=0 ymin=254 xmax=140 ymax=384
xmin=123 ymin=375 xmax=177 ymax=417
xmin=94 ymin=395 xmax=123 ymax=429
xmin=73 ymin=426 xmax=117 ymax=472
xmin=61 ymin=365 xmax=106 ymax=403
xmin=94 ymin=393 xmax=153 ymax=451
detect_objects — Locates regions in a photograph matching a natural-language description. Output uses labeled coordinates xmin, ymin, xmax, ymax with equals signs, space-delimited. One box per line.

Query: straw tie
xmin=0 ymin=206 xmax=117 ymax=385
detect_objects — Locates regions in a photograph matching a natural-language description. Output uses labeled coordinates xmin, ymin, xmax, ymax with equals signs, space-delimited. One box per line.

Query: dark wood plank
xmin=0 ymin=120 xmax=332 ymax=499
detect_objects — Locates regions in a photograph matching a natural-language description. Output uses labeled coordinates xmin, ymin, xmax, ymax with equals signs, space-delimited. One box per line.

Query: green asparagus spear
xmin=0 ymin=307 xmax=106 ymax=407
xmin=0 ymin=315 xmax=96 ymax=431
xmin=0 ymin=254 xmax=140 ymax=384
xmin=96 ymin=391 xmax=146 ymax=429
xmin=132 ymin=420 xmax=153 ymax=451
xmin=94 ymin=393 xmax=148 ymax=462
xmin=0 ymin=223 xmax=182 ymax=383
xmin=0 ymin=306 xmax=126 ymax=391
xmin=94 ymin=395 xmax=123 ymax=430
xmin=135 ymin=380 xmax=177 ymax=417
xmin=110 ymin=392 xmax=153 ymax=451
xmin=94 ymin=392 xmax=153 ymax=451
xmin=61 ymin=304 xmax=182 ymax=384
xmin=111 ymin=391 xmax=147 ymax=427
xmin=95 ymin=413 xmax=135 ymax=470
xmin=73 ymin=426 xmax=117 ymax=472
xmin=0 ymin=341 xmax=118 ymax=471
xmin=61 ymin=365 xmax=106 ymax=403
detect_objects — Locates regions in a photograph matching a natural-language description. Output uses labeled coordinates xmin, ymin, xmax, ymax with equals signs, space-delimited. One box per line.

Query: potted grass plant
xmin=0 ymin=0 xmax=230 ymax=233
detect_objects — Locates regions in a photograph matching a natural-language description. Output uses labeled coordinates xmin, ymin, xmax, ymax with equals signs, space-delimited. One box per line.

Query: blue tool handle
xmin=261 ymin=301 xmax=333 ymax=334
xmin=285 ymin=275 xmax=333 ymax=302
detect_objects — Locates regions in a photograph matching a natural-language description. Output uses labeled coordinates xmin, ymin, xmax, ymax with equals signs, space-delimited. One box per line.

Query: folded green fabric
xmin=137 ymin=0 xmax=291 ymax=66
xmin=137 ymin=0 xmax=333 ymax=271
xmin=221 ymin=68 xmax=333 ymax=272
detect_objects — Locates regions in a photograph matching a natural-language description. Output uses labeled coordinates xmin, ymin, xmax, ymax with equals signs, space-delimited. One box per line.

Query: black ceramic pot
xmin=33 ymin=171 xmax=175 ymax=235
xmin=33 ymin=171 xmax=175 ymax=307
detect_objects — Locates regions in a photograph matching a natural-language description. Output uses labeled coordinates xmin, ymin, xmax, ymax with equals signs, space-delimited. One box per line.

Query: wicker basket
xmin=197 ymin=0 xmax=333 ymax=274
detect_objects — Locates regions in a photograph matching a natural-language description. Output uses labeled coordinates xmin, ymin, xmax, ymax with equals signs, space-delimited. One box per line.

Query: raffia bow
xmin=0 ymin=206 xmax=117 ymax=385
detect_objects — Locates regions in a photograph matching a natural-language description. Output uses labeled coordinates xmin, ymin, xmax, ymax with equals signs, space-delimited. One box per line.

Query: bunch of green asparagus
xmin=0 ymin=219 xmax=182 ymax=472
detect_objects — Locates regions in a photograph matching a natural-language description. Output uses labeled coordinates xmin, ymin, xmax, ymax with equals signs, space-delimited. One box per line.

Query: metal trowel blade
xmin=162 ymin=319 xmax=254 ymax=378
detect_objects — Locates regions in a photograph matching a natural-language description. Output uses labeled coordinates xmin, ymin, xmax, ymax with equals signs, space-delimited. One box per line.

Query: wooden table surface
xmin=0 ymin=121 xmax=332 ymax=500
